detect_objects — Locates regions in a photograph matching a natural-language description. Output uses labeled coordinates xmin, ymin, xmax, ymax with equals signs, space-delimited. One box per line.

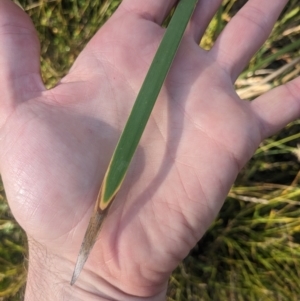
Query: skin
xmin=0 ymin=0 xmax=299 ymax=300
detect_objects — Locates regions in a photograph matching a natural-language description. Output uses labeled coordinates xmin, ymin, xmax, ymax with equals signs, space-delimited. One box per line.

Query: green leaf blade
xmin=100 ymin=0 xmax=199 ymax=209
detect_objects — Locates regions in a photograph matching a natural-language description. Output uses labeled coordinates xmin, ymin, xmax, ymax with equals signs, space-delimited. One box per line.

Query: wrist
xmin=25 ymin=238 xmax=167 ymax=301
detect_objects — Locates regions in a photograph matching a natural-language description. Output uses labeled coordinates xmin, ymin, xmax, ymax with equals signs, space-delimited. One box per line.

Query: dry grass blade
xmin=237 ymin=57 xmax=300 ymax=99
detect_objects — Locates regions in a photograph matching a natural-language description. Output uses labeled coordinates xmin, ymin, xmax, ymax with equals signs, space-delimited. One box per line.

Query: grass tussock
xmin=1 ymin=0 xmax=300 ymax=300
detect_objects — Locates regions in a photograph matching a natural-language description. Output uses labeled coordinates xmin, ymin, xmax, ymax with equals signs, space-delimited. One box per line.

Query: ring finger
xmin=210 ymin=0 xmax=288 ymax=82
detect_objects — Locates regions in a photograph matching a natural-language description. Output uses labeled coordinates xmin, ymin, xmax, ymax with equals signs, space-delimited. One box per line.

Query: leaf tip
xmin=70 ymin=208 xmax=107 ymax=285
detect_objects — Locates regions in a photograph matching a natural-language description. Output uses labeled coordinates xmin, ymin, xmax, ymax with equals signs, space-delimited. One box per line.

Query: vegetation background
xmin=0 ymin=0 xmax=300 ymax=300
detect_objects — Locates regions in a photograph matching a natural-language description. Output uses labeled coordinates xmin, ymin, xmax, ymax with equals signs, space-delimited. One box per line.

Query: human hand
xmin=0 ymin=0 xmax=299 ymax=300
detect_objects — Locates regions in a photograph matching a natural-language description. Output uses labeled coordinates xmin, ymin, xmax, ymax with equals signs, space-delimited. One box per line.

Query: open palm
xmin=0 ymin=0 xmax=299 ymax=299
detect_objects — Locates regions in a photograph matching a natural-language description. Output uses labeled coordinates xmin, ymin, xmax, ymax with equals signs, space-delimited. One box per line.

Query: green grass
xmin=0 ymin=182 xmax=26 ymax=301
xmin=1 ymin=0 xmax=300 ymax=300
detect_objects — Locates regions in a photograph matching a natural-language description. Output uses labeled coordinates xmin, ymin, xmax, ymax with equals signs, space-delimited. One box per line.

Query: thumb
xmin=0 ymin=0 xmax=44 ymax=126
